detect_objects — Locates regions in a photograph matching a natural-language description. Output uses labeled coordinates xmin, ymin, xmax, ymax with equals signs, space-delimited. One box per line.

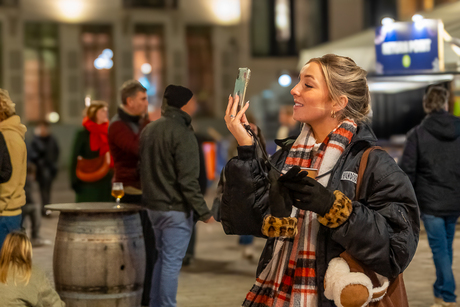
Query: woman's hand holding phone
xmin=225 ymin=95 xmax=252 ymax=146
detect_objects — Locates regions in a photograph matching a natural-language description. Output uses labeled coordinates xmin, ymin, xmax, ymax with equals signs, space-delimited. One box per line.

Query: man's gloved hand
xmin=279 ymin=166 xmax=335 ymax=216
xmin=268 ymin=167 xmax=292 ymax=217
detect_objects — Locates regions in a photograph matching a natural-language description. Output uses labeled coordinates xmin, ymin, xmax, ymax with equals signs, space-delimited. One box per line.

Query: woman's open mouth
xmin=294 ymin=100 xmax=304 ymax=107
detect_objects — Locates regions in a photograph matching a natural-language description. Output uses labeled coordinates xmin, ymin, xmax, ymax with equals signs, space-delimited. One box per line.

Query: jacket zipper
xmin=398 ymin=209 xmax=408 ymax=224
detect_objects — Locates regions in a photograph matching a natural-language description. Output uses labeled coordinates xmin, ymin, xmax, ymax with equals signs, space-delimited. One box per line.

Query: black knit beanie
xmin=163 ymin=85 xmax=193 ymax=109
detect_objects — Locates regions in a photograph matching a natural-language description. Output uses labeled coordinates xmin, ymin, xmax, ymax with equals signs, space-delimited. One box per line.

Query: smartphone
xmin=233 ymin=67 xmax=251 ymax=112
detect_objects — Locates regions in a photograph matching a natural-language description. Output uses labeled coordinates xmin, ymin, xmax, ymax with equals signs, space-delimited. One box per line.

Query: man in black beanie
xmin=139 ymin=85 xmax=213 ymax=307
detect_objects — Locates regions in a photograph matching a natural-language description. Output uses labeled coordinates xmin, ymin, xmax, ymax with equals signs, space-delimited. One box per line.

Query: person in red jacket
xmin=108 ymin=80 xmax=156 ymax=307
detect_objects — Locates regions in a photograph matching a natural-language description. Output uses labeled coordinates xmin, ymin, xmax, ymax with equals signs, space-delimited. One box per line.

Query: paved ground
xmin=27 ymin=171 xmax=460 ymax=307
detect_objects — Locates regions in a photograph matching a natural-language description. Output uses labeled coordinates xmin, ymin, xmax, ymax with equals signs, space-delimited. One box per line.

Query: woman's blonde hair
xmin=306 ymin=54 xmax=371 ymax=123
xmin=0 ymin=89 xmax=17 ymax=121
xmin=0 ymin=231 xmax=33 ymax=285
xmin=84 ymin=100 xmax=108 ymax=123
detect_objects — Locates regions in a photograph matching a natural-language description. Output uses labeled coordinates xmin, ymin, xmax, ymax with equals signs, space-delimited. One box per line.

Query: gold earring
xmin=331 ymin=110 xmax=337 ymax=118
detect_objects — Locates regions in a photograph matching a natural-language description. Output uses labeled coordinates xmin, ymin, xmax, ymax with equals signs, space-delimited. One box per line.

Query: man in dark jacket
xmin=140 ymin=85 xmax=213 ymax=307
xmin=108 ymin=79 xmax=156 ymax=307
xmin=29 ymin=121 xmax=59 ymax=216
xmin=400 ymin=86 xmax=460 ymax=307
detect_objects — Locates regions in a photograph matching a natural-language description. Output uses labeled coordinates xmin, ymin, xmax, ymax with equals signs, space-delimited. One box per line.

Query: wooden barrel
xmin=48 ymin=203 xmax=146 ymax=307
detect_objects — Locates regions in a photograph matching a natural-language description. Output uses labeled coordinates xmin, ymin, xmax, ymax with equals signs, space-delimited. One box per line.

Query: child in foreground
xmin=0 ymin=231 xmax=65 ymax=306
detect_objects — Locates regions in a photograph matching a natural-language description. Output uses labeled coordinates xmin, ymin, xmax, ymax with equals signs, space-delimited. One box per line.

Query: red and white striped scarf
xmin=243 ymin=119 xmax=357 ymax=307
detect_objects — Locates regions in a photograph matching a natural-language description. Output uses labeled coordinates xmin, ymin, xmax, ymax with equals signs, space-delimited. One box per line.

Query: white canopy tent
xmin=297 ymin=2 xmax=460 ymax=93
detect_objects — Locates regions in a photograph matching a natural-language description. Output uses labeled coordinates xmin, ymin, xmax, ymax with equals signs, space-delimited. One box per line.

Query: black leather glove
xmin=279 ymin=166 xmax=335 ymax=216
xmin=268 ymin=167 xmax=292 ymax=217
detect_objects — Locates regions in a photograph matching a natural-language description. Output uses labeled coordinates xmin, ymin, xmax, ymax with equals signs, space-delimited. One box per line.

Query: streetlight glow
xmin=47 ymin=112 xmax=60 ymax=123
xmin=141 ymin=63 xmax=152 ymax=74
xmin=212 ymin=0 xmax=241 ymax=24
xmin=58 ymin=0 xmax=84 ymax=21
xmin=85 ymin=95 xmax=91 ymax=107
xmin=94 ymin=49 xmax=114 ymax=70
xmin=278 ymin=74 xmax=292 ymax=87
xmin=381 ymin=17 xmax=395 ymax=26
xmin=412 ymin=14 xmax=424 ymax=22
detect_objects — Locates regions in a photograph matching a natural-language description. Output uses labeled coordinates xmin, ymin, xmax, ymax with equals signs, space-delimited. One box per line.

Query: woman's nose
xmin=290 ymin=83 xmax=300 ymax=96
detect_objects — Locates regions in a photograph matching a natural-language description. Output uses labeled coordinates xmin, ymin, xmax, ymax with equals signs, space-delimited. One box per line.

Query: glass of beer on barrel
xmin=112 ymin=182 xmax=124 ymax=204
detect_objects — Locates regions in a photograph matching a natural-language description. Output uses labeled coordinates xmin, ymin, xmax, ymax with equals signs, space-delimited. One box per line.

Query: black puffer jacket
xmin=221 ymin=123 xmax=419 ymax=307
xmin=400 ymin=110 xmax=460 ymax=216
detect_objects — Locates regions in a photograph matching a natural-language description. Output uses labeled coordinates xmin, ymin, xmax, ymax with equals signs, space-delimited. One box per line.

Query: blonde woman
xmin=0 ymin=89 xmax=27 ymax=248
xmin=221 ymin=54 xmax=420 ymax=306
xmin=0 ymin=231 xmax=65 ymax=306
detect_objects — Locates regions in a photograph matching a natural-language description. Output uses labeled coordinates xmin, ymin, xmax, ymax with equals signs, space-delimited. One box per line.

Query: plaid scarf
xmin=243 ymin=119 xmax=357 ymax=307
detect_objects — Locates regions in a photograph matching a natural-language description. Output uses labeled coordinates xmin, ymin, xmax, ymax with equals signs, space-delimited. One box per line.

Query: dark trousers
xmin=21 ymin=203 xmax=41 ymax=239
xmin=122 ymin=194 xmax=157 ymax=306
xmin=38 ymin=178 xmax=52 ymax=214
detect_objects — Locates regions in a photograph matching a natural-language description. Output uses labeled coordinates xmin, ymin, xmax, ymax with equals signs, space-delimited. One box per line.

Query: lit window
xmin=24 ymin=23 xmax=60 ymax=122
xmin=133 ymin=25 xmax=165 ymax=110
xmin=275 ymin=0 xmax=291 ymax=42
xmin=251 ymin=0 xmax=296 ymax=57
xmin=186 ymin=26 xmax=215 ymax=116
xmin=81 ymin=25 xmax=115 ymax=114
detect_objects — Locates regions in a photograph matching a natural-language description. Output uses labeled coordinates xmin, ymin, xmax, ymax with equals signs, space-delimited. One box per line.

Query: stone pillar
xmin=113 ymin=12 xmax=134 ymax=109
xmin=1 ymin=9 xmax=24 ymax=117
xmin=59 ymin=24 xmax=84 ymax=125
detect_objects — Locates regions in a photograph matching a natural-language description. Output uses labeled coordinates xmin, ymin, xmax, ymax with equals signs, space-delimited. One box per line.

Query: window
xmin=0 ymin=0 xmax=18 ymax=7
xmin=251 ymin=0 xmax=297 ymax=57
xmin=123 ymin=0 xmax=177 ymax=8
xmin=24 ymin=23 xmax=60 ymax=122
xmin=186 ymin=26 xmax=214 ymax=116
xmin=133 ymin=24 xmax=165 ymax=111
xmin=81 ymin=25 xmax=115 ymax=113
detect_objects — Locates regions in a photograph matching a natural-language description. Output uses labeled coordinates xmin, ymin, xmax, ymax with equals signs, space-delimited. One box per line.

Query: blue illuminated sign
xmin=375 ymin=19 xmax=444 ymax=74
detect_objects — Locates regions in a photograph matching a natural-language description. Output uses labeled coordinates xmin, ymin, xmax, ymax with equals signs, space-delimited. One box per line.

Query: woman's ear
xmin=334 ymin=95 xmax=348 ymax=112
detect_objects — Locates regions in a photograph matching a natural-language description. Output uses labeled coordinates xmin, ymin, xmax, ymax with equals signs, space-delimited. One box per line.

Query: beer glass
xmin=112 ymin=182 xmax=124 ymax=204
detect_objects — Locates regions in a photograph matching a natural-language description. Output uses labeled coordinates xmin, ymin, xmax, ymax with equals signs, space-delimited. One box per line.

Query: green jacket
xmin=69 ymin=128 xmax=113 ymax=203
xmin=139 ymin=106 xmax=211 ymax=221
xmin=0 ymin=266 xmax=65 ymax=306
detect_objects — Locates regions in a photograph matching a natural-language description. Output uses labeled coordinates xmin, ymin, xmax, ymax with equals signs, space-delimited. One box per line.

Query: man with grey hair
xmin=400 ymin=85 xmax=460 ymax=307
xmin=108 ymin=80 xmax=155 ymax=307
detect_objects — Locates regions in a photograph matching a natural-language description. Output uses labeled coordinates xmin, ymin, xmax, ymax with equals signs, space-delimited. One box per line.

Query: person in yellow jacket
xmin=0 ymin=89 xmax=27 ymax=248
